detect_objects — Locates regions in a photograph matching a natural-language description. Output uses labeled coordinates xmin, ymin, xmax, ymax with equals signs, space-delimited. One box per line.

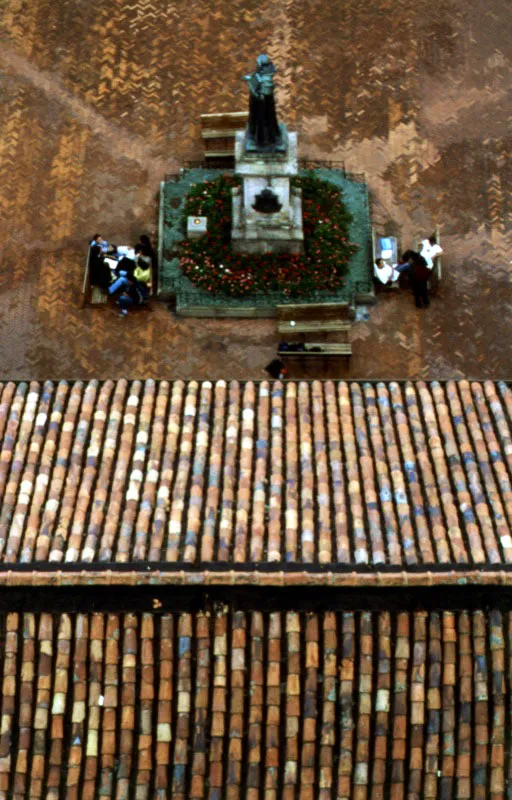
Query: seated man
xmin=374 ymin=258 xmax=401 ymax=286
xmin=114 ymin=256 xmax=136 ymax=277
xmin=89 ymin=244 xmax=111 ymax=290
xmin=107 ymin=255 xmax=135 ymax=289
xmin=264 ymin=357 xmax=286 ymax=380
xmin=108 ymin=257 xmax=134 ymax=295
xmin=420 ymin=235 xmax=443 ymax=269
xmin=118 ymin=279 xmax=147 ymax=317
xmin=90 ymin=233 xmax=116 ymax=255
xmin=135 ymin=244 xmax=152 ymax=269
xmin=138 ymin=235 xmax=158 ymax=271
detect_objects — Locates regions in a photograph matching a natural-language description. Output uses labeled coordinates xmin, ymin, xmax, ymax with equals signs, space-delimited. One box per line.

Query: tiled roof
xmin=0 ymin=608 xmax=509 ymax=798
xmin=0 ymin=379 xmax=512 ymax=567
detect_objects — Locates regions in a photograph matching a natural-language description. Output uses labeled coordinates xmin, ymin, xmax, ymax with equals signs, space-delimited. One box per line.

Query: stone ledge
xmin=0 ymin=568 xmax=511 ymax=587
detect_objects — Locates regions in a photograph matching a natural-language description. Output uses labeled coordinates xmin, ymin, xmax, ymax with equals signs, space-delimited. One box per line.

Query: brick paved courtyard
xmin=0 ymin=0 xmax=510 ymax=379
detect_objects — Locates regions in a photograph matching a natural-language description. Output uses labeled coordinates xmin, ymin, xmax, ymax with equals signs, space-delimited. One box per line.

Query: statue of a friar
xmin=243 ymin=54 xmax=285 ymax=152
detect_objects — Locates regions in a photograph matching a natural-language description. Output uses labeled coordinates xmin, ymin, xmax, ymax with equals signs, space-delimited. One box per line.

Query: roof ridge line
xmin=1 ymin=567 xmax=511 ymax=588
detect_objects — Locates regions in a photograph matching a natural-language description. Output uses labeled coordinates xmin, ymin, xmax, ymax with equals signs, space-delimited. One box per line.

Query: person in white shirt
xmin=420 ymin=236 xmax=443 ymax=269
xmin=374 ymin=258 xmax=401 ymax=286
xmin=116 ymin=245 xmax=137 ymax=260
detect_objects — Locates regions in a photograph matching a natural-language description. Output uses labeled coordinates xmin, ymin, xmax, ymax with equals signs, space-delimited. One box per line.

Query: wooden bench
xmin=201 ymin=112 xmax=248 ymax=160
xmin=278 ymin=319 xmax=351 ymax=335
xmin=276 ymin=304 xmax=353 ymax=370
xmin=81 ymin=246 xmax=114 ymax=308
xmin=280 ymin=342 xmax=352 ymax=359
xmin=81 ymin=246 xmax=155 ymax=309
xmin=276 ymin=303 xmax=353 ymax=354
xmin=81 ymin=247 xmax=107 ymax=308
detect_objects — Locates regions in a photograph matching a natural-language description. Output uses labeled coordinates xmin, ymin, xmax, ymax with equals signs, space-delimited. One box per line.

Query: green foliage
xmin=179 ymin=172 xmax=358 ymax=297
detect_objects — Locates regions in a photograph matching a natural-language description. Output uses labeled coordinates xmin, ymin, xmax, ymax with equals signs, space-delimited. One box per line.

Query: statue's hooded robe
xmin=247 ymin=57 xmax=281 ymax=149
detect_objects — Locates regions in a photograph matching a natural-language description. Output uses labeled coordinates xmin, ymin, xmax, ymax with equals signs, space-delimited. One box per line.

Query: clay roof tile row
xmin=0 ymin=379 xmax=512 ymax=567
xmin=0 ymin=609 xmax=509 ymax=797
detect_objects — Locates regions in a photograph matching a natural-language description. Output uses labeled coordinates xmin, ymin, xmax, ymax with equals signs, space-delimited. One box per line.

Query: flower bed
xmin=179 ymin=173 xmax=358 ymax=298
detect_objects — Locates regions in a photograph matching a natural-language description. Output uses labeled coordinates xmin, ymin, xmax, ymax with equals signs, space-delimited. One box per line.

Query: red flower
xmin=179 ymin=173 xmax=355 ymax=297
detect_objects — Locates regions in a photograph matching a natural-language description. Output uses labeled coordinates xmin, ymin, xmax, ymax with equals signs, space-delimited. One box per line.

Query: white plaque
xmin=187 ymin=216 xmax=207 ymax=238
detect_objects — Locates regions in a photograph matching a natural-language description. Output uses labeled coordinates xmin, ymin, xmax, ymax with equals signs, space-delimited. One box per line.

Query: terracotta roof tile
xmin=0 ymin=609 xmax=508 ymax=796
xmin=0 ymin=380 xmax=511 ymax=568
xmin=264 ymin=612 xmax=281 ymax=798
xmin=174 ymin=612 xmax=193 ymax=798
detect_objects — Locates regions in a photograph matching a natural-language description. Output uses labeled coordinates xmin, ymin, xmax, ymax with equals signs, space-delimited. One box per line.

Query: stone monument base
xmin=231 ymin=236 xmax=304 ymax=255
xmin=244 ymin=121 xmax=288 ymax=154
xmin=231 ymin=130 xmax=304 ymax=255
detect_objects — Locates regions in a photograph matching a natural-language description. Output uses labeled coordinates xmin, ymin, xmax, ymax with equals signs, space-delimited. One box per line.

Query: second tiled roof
xmin=0 ymin=608 xmax=509 ymax=798
xmin=0 ymin=378 xmax=512 ymax=566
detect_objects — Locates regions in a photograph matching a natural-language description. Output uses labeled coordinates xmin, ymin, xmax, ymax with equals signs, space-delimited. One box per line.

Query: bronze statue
xmin=244 ymin=55 xmax=285 ymax=152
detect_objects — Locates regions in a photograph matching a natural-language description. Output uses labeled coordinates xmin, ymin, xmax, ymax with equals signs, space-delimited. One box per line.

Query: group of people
xmin=374 ymin=236 xmax=443 ymax=309
xmin=89 ymin=234 xmax=157 ymax=316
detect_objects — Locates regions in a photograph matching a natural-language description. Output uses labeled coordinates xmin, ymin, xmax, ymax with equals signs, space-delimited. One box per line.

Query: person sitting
xmin=115 ymin=256 xmax=136 ymax=277
xmin=90 ymin=233 xmax=116 ymax=255
xmin=401 ymin=250 xmax=431 ymax=308
xmin=89 ymin=244 xmax=112 ymax=290
xmin=374 ymin=258 xmax=397 ymax=287
xmin=108 ymin=256 xmax=136 ymax=295
xmin=420 ymin=235 xmax=443 ymax=269
xmin=138 ymin=234 xmax=157 ymax=271
xmin=133 ymin=256 xmax=152 ymax=289
xmin=118 ymin=278 xmax=146 ymax=317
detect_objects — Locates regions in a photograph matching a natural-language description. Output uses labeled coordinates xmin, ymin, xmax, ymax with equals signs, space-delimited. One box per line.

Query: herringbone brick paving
xmin=0 ymin=0 xmax=510 ymax=380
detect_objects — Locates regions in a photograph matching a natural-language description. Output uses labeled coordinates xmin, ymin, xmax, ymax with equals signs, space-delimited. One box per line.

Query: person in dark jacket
xmin=108 ymin=256 xmax=137 ymax=296
xmin=264 ymin=357 xmax=287 ymax=379
xmin=89 ymin=245 xmax=111 ymax=290
xmin=138 ymin=235 xmax=157 ymax=271
xmin=400 ymin=250 xmax=431 ymax=308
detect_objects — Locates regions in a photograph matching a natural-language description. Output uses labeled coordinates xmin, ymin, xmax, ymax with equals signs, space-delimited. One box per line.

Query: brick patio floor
xmin=0 ymin=246 xmax=510 ymax=381
xmin=0 ymin=0 xmax=510 ymax=380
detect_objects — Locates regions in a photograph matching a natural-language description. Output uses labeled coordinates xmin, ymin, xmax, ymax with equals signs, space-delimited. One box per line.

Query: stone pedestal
xmin=231 ymin=129 xmax=304 ymax=254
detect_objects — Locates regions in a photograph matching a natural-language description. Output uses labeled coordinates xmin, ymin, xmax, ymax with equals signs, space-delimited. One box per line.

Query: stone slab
xmin=187 ymin=215 xmax=207 ymax=238
xmin=234 ymin=131 xmax=298 ymax=177
xmin=230 ymin=236 xmax=304 ymax=255
xmin=244 ymin=122 xmax=288 ymax=154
